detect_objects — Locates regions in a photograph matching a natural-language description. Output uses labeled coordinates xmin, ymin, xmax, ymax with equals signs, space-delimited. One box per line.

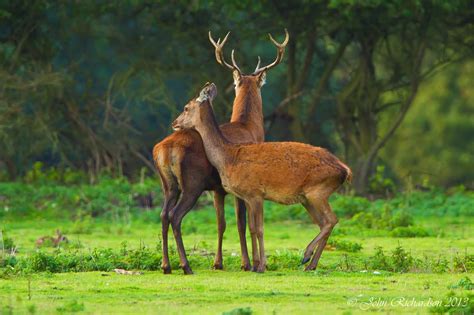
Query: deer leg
xmin=253 ymin=198 xmax=266 ymax=273
xmin=212 ymin=190 xmax=226 ymax=270
xmin=169 ymin=189 xmax=202 ymax=275
xmin=302 ymin=192 xmax=338 ymax=271
xmin=305 ymin=200 xmax=338 ymax=271
xmin=160 ymin=187 xmax=179 ymax=274
xmin=246 ymin=201 xmax=260 ymax=272
xmin=300 ymin=201 xmax=325 ymax=265
xmin=235 ymin=197 xmax=251 ymax=271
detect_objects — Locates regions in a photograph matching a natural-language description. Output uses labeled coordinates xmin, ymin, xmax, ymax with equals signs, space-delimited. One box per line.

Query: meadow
xmin=0 ymin=177 xmax=473 ymax=314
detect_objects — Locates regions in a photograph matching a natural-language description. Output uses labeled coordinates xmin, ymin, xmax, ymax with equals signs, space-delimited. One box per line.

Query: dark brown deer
xmin=172 ymin=83 xmax=351 ymax=272
xmin=153 ymin=30 xmax=289 ymax=274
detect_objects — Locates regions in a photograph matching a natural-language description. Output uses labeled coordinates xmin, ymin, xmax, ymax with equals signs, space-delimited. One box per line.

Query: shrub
xmin=454 ymin=254 xmax=474 ymax=273
xmin=222 ymin=307 xmax=253 ymax=315
xmin=429 ymin=291 xmax=473 ymax=314
xmin=391 ymin=245 xmax=414 ymax=272
xmin=331 ymin=195 xmax=371 ymax=218
xmin=327 ymin=238 xmax=362 ymax=252
xmin=56 ymin=300 xmax=85 ymax=313
xmin=390 ymin=226 xmax=431 ymax=237
xmin=369 ymin=247 xmax=391 ymax=271
xmin=1 ymin=230 xmax=16 ymax=251
xmin=448 ymin=277 xmax=474 ymax=290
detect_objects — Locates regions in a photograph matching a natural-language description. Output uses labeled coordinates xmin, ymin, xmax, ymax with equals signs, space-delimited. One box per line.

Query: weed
xmin=369 ymin=247 xmax=390 ymax=271
xmin=429 ymin=291 xmax=473 ymax=314
xmin=56 ymin=300 xmax=85 ymax=313
xmin=327 ymin=238 xmax=362 ymax=252
xmin=26 ymin=304 xmax=36 ymax=315
xmin=222 ymin=307 xmax=253 ymax=315
xmin=390 ymin=226 xmax=431 ymax=237
xmin=454 ymin=253 xmax=474 ymax=273
xmin=448 ymin=277 xmax=474 ymax=290
xmin=391 ymin=245 xmax=414 ymax=272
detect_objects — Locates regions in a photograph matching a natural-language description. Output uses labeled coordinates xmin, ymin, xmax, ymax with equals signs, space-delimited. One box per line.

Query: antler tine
xmin=208 ymin=31 xmax=238 ymax=71
xmin=254 ymin=56 xmax=261 ymax=72
xmin=253 ymin=28 xmax=290 ymax=75
xmin=230 ymin=50 xmax=242 ymax=74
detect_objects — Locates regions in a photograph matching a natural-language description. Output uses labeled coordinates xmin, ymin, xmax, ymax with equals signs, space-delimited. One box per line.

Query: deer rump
xmin=222 ymin=142 xmax=350 ymax=205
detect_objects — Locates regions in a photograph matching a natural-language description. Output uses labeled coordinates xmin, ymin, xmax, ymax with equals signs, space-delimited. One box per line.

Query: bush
xmin=429 ymin=291 xmax=473 ymax=314
xmin=390 ymin=226 xmax=431 ymax=237
xmin=448 ymin=277 xmax=474 ymax=290
xmin=327 ymin=238 xmax=362 ymax=252
xmin=1 ymin=230 xmax=16 ymax=251
xmin=331 ymin=195 xmax=371 ymax=218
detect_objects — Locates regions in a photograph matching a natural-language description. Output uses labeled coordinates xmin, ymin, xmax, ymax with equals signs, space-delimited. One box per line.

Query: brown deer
xmin=172 ymin=83 xmax=351 ymax=272
xmin=153 ymin=30 xmax=289 ymax=274
xmin=36 ymin=229 xmax=69 ymax=247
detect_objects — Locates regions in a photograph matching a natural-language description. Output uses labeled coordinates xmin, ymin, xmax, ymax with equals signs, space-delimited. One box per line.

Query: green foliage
xmin=368 ymin=246 xmax=416 ymax=273
xmin=369 ymin=165 xmax=396 ymax=194
xmin=0 ymin=230 xmax=15 ymax=251
xmin=391 ymin=226 xmax=431 ymax=238
xmin=0 ymin=0 xmax=472 ymax=193
xmin=454 ymin=254 xmax=474 ymax=273
xmin=369 ymin=247 xmax=391 ymax=271
xmin=448 ymin=277 xmax=474 ymax=290
xmin=327 ymin=238 xmax=362 ymax=253
xmin=429 ymin=291 xmax=474 ymax=314
xmin=56 ymin=300 xmax=85 ymax=313
xmin=70 ymin=211 xmax=94 ymax=234
xmin=331 ymin=195 xmax=371 ymax=218
xmin=383 ymin=61 xmax=474 ymax=188
xmin=0 ymin=179 xmax=162 ymax=220
xmin=391 ymin=245 xmax=414 ymax=273
xmin=222 ymin=307 xmax=253 ymax=315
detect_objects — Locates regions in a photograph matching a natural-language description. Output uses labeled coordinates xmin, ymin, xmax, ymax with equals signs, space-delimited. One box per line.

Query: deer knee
xmin=160 ymin=211 xmax=169 ymax=223
xmin=325 ymin=213 xmax=338 ymax=230
xmin=218 ymin=221 xmax=226 ymax=234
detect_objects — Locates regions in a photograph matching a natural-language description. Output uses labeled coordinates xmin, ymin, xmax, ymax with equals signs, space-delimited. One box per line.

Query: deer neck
xmin=230 ymin=84 xmax=264 ymax=137
xmin=194 ymin=103 xmax=230 ymax=173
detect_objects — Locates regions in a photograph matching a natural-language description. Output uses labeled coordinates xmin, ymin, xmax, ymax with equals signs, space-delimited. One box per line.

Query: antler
xmin=253 ymin=29 xmax=289 ymax=75
xmin=208 ymin=31 xmax=242 ymax=73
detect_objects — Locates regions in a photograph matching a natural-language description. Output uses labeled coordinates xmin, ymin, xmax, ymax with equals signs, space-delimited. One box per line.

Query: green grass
xmin=1 ymin=217 xmax=473 ymax=314
xmin=1 ymin=271 xmax=473 ymax=314
xmin=1 ymin=181 xmax=473 ymax=314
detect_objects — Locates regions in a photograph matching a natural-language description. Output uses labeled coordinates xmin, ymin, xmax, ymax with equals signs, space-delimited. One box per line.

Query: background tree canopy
xmin=0 ymin=0 xmax=473 ymax=194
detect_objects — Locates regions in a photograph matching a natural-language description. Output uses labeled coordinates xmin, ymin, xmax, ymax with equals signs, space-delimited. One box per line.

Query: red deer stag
xmin=153 ymin=30 xmax=289 ymax=274
xmin=172 ymin=83 xmax=351 ymax=273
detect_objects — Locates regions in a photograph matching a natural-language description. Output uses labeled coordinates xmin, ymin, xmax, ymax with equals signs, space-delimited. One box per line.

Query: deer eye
xmin=184 ymin=107 xmax=188 ymax=112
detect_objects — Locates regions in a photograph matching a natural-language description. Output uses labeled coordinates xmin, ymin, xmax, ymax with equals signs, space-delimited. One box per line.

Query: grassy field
xmin=1 ymin=181 xmax=473 ymax=314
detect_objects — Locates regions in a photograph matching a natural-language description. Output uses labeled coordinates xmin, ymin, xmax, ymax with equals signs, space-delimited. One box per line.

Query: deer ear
xmin=207 ymin=83 xmax=217 ymax=102
xmin=233 ymin=70 xmax=241 ymax=86
xmin=257 ymin=71 xmax=266 ymax=87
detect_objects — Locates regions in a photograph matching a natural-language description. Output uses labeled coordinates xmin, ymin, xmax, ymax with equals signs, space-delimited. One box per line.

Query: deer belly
xmin=221 ymin=176 xmax=302 ymax=205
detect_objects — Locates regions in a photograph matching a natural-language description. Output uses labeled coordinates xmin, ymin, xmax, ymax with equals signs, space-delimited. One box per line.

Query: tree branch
xmin=305 ymin=37 xmax=350 ymax=123
xmin=295 ymin=28 xmax=316 ymax=90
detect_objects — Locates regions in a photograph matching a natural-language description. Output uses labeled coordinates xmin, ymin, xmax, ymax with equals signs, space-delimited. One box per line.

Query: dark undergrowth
xmin=0 ymin=242 xmax=472 ymax=278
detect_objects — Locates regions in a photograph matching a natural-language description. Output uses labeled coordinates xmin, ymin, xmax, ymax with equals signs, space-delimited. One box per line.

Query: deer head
xmin=208 ymin=29 xmax=289 ymax=89
xmin=172 ymin=83 xmax=217 ymax=131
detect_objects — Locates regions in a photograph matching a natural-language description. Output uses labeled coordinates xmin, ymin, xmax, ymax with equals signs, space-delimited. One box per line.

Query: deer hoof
xmin=304 ymin=265 xmax=316 ymax=272
xmin=301 ymin=256 xmax=311 ymax=265
xmin=213 ymin=262 xmax=223 ymax=270
xmin=162 ymin=266 xmax=172 ymax=274
xmin=241 ymin=263 xmax=251 ymax=271
xmin=182 ymin=265 xmax=194 ymax=275
xmin=256 ymin=265 xmax=266 ymax=273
